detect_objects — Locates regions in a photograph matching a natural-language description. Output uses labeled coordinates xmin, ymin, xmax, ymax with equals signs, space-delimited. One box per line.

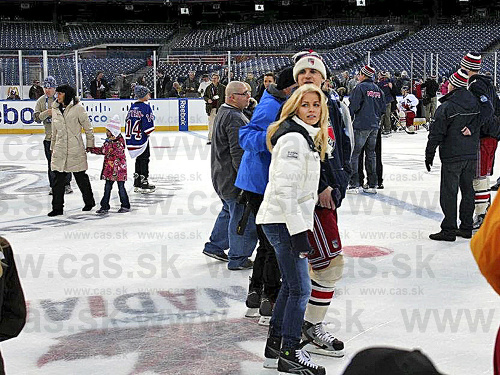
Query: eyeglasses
xmin=233 ymin=91 xmax=250 ymax=96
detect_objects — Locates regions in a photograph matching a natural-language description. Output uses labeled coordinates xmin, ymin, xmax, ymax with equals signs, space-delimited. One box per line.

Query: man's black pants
xmin=245 ymin=191 xmax=281 ymax=301
xmin=440 ymin=160 xmax=475 ymax=233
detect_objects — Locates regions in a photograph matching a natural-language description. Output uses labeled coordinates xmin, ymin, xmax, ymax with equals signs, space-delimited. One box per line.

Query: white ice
xmin=0 ymin=129 xmax=498 ymax=375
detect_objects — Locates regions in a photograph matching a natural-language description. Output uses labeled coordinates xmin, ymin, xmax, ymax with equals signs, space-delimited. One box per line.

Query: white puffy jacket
xmin=256 ymin=116 xmax=321 ymax=235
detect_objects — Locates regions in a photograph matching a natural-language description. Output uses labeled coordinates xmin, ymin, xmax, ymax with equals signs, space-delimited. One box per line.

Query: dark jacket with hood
xmin=319 ymin=91 xmax=352 ymax=208
xmin=468 ymin=74 xmax=500 ymax=138
xmin=0 ymin=237 xmax=26 ymax=342
xmin=376 ymin=77 xmax=395 ymax=104
xmin=421 ymin=78 xmax=440 ymax=99
xmin=204 ymin=82 xmax=226 ymax=116
xmin=426 ymin=87 xmax=481 ymax=163
xmin=349 ymin=77 xmax=385 ymax=130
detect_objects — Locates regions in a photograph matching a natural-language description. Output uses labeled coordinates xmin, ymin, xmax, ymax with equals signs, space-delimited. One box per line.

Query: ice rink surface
xmin=0 ymin=129 xmax=498 ymax=375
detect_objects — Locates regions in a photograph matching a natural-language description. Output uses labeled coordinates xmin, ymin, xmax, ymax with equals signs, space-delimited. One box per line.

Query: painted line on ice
xmin=368 ymin=192 xmax=442 ymax=221
xmin=187 ymin=131 xmax=208 ymax=140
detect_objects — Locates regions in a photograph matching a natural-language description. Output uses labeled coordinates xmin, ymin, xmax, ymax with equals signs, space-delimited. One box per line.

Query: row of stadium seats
xmin=0 ymin=57 xmax=30 ymax=86
xmin=172 ymin=25 xmax=248 ymax=50
xmin=0 ymin=23 xmax=70 ymax=50
xmin=370 ymin=23 xmax=500 ymax=78
xmin=295 ymin=25 xmax=394 ymax=50
xmin=2 ymin=22 xmax=500 ymax=91
xmin=67 ymin=24 xmax=176 ymax=49
xmin=0 ymin=21 xmax=389 ymax=52
xmin=215 ymin=21 xmax=326 ymax=51
xmin=171 ymin=22 xmax=391 ymax=52
xmin=0 ymin=22 xmax=176 ymax=50
xmin=0 ymin=56 xmax=145 ymax=94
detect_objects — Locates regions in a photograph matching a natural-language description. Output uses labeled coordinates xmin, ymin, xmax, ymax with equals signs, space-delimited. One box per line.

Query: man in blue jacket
xmin=348 ymin=65 xmax=385 ymax=194
xmin=235 ymin=67 xmax=297 ymax=322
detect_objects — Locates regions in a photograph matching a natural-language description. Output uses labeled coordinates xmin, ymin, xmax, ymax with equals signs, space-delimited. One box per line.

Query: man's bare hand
xmin=318 ymin=186 xmax=335 ymax=210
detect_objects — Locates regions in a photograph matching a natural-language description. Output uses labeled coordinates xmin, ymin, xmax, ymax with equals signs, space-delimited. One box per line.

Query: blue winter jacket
xmin=235 ymin=85 xmax=287 ymax=195
xmin=349 ymin=78 xmax=385 ymax=130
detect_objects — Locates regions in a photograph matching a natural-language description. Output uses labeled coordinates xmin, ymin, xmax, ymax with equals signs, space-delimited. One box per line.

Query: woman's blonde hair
xmin=267 ymin=84 xmax=329 ymax=160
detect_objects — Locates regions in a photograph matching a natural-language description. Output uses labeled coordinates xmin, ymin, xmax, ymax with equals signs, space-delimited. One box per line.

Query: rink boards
xmin=0 ymin=98 xmax=209 ymax=134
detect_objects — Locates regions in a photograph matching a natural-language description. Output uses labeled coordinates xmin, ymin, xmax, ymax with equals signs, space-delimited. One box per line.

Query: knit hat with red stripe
xmin=448 ymin=68 xmax=469 ymax=88
xmin=360 ymin=65 xmax=375 ymax=78
xmin=292 ymin=51 xmax=327 ymax=81
xmin=461 ymin=52 xmax=481 ymax=72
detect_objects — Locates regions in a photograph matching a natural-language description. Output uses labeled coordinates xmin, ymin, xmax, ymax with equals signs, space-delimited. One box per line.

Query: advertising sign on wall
xmin=0 ymin=98 xmax=208 ymax=133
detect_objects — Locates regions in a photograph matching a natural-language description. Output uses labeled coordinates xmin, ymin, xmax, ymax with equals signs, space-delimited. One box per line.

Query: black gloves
xmin=425 ymin=157 xmax=433 ymax=172
xmin=290 ymin=231 xmax=312 ymax=258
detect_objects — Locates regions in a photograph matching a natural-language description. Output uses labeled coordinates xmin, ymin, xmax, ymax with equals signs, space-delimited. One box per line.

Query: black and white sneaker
xmin=302 ymin=321 xmax=344 ymax=357
xmin=258 ymin=296 xmax=273 ymax=326
xmin=346 ymin=186 xmax=361 ymax=194
xmin=263 ymin=334 xmax=280 ymax=369
xmin=64 ymin=185 xmax=73 ymax=194
xmin=278 ymin=347 xmax=325 ymax=375
xmin=245 ymin=277 xmax=261 ymax=318
xmin=202 ymin=249 xmax=229 ymax=262
xmin=228 ymin=258 xmax=253 ymax=270
xmin=362 ymin=186 xmax=377 ymax=194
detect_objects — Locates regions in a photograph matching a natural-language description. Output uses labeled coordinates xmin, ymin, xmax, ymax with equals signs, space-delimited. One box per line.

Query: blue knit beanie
xmin=43 ymin=76 xmax=57 ymax=88
xmin=134 ymin=85 xmax=150 ymax=100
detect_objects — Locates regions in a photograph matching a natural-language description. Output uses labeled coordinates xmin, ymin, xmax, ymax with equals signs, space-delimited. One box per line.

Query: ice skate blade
xmin=135 ymin=188 xmax=156 ymax=194
xmin=303 ymin=343 xmax=344 ymax=357
xmin=263 ymin=357 xmax=278 ymax=369
xmin=258 ymin=316 xmax=270 ymax=326
xmin=245 ymin=308 xmax=260 ymax=318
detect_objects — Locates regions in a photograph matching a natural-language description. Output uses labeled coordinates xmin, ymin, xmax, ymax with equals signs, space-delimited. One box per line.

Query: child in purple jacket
xmin=87 ymin=115 xmax=130 ymax=214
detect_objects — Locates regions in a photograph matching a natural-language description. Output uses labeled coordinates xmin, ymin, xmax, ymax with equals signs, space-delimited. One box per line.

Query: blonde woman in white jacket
xmin=256 ymin=84 xmax=329 ymax=375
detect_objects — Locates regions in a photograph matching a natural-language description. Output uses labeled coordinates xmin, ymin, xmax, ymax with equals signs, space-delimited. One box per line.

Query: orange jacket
xmin=471 ymin=194 xmax=500 ymax=295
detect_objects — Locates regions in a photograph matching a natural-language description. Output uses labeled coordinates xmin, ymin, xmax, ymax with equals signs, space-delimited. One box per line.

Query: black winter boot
xmin=429 ymin=231 xmax=456 ymax=241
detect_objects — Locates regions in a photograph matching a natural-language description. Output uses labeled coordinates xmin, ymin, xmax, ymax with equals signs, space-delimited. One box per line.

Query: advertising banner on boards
xmin=0 ymin=98 xmax=208 ymax=133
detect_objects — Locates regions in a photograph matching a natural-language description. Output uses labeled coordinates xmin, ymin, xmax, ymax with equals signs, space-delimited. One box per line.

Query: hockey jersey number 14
xmin=125 ymin=101 xmax=155 ymax=158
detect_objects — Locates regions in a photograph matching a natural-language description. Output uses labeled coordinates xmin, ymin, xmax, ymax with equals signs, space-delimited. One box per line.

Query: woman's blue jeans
xmin=262 ymin=223 xmax=311 ymax=349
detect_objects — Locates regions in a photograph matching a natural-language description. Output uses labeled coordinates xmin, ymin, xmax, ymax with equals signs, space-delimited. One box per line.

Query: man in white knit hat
xmin=263 ymin=51 xmax=352 ymax=372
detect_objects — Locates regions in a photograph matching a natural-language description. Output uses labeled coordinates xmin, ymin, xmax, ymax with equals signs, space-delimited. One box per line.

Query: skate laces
xmin=314 ymin=322 xmax=337 ymax=344
xmin=295 ymin=349 xmax=318 ymax=369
